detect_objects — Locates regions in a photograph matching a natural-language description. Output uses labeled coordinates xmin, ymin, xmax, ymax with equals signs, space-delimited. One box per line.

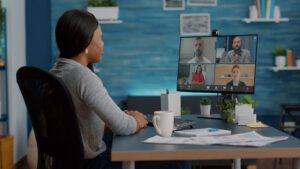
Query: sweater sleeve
xmin=73 ymin=68 xmax=137 ymax=135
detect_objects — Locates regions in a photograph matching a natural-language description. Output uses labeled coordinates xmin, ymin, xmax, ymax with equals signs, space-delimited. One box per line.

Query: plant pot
xmin=87 ymin=6 xmax=119 ymax=20
xmin=275 ymin=56 xmax=286 ymax=67
xmin=296 ymin=59 xmax=300 ymax=67
xmin=200 ymin=105 xmax=211 ymax=117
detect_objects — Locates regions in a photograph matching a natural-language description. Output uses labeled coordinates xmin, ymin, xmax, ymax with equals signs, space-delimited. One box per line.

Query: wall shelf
xmin=242 ymin=18 xmax=289 ymax=23
xmin=98 ymin=20 xmax=123 ymax=24
xmin=270 ymin=67 xmax=300 ymax=72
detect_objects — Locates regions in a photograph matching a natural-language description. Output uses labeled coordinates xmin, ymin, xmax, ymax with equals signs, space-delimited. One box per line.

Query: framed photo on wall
xmin=180 ymin=13 xmax=211 ymax=36
xmin=163 ymin=0 xmax=185 ymax=10
xmin=187 ymin=0 xmax=217 ymax=6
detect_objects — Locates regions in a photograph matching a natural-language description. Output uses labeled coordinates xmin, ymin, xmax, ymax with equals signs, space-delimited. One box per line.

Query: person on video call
xmin=226 ymin=65 xmax=246 ymax=87
xmin=224 ymin=36 xmax=250 ymax=63
xmin=191 ymin=64 xmax=205 ymax=85
xmin=50 ymin=9 xmax=190 ymax=169
xmin=188 ymin=37 xmax=211 ymax=64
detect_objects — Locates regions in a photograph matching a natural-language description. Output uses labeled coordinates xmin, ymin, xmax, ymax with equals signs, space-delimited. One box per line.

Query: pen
xmin=208 ymin=128 xmax=219 ymax=132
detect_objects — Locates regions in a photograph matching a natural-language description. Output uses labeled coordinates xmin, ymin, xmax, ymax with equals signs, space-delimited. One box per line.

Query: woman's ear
xmin=85 ymin=48 xmax=89 ymax=54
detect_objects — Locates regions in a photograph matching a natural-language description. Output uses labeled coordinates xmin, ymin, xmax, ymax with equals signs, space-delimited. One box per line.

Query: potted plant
xmin=218 ymin=99 xmax=235 ymax=124
xmin=87 ymin=0 xmax=119 ymax=20
xmin=274 ymin=47 xmax=286 ymax=68
xmin=200 ymin=98 xmax=211 ymax=117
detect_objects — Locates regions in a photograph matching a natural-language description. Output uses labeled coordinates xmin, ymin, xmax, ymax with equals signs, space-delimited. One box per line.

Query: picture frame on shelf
xmin=163 ymin=0 xmax=185 ymax=11
xmin=187 ymin=0 xmax=217 ymax=6
xmin=180 ymin=13 xmax=211 ymax=36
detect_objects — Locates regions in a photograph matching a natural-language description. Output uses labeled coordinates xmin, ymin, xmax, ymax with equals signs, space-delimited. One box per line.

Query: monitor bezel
xmin=176 ymin=34 xmax=259 ymax=94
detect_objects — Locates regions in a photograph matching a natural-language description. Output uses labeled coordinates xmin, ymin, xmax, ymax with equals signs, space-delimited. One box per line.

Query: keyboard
xmin=147 ymin=115 xmax=196 ymax=130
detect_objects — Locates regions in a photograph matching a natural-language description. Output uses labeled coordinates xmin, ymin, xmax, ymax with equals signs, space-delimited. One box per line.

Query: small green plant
xmin=239 ymin=95 xmax=257 ymax=107
xmin=88 ymin=0 xmax=117 ymax=7
xmin=274 ymin=47 xmax=286 ymax=56
xmin=200 ymin=98 xmax=211 ymax=105
xmin=181 ymin=107 xmax=191 ymax=115
xmin=218 ymin=99 xmax=236 ymax=124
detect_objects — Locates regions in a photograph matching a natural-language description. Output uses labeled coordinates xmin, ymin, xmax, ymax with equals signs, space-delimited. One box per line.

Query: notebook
xmin=174 ymin=128 xmax=232 ymax=137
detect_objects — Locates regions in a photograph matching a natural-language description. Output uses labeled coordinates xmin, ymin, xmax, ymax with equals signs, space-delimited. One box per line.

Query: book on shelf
xmin=255 ymin=0 xmax=277 ymax=19
xmin=266 ymin=0 xmax=271 ymax=19
xmin=256 ymin=0 xmax=262 ymax=18
xmin=287 ymin=49 xmax=293 ymax=67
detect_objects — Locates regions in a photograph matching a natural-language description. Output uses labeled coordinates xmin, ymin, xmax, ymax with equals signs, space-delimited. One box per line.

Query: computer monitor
xmin=177 ymin=35 xmax=258 ymax=94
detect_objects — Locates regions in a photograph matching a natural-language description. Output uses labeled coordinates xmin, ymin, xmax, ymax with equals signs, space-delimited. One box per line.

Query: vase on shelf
xmin=274 ymin=6 xmax=281 ymax=20
xmin=249 ymin=5 xmax=258 ymax=20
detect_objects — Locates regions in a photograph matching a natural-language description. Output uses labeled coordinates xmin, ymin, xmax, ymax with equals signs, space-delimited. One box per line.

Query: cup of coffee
xmin=153 ymin=111 xmax=174 ymax=137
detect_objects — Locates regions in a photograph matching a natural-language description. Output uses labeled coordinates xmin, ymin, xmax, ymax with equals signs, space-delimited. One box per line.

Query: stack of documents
xmin=174 ymin=128 xmax=231 ymax=137
xmin=143 ymin=131 xmax=288 ymax=147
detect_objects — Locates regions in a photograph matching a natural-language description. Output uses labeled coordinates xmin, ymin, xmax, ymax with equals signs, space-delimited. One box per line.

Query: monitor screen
xmin=177 ymin=35 xmax=258 ymax=94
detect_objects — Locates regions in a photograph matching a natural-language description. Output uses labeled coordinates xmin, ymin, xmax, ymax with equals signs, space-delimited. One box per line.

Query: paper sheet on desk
xmin=143 ymin=131 xmax=288 ymax=147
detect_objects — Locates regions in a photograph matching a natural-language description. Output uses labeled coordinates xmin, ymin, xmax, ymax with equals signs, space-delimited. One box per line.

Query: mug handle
xmin=153 ymin=115 xmax=162 ymax=136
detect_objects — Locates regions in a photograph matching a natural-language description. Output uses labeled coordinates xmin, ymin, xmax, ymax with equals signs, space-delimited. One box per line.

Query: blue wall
xmin=26 ymin=0 xmax=52 ymax=70
xmin=51 ymin=0 xmax=300 ymax=115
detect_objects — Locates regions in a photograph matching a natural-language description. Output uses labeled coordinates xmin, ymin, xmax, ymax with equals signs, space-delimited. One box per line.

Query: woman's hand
xmin=125 ymin=110 xmax=148 ymax=132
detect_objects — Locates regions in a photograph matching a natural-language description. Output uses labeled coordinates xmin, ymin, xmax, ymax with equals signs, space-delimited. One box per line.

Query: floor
xmin=18 ymin=158 xmax=293 ymax=169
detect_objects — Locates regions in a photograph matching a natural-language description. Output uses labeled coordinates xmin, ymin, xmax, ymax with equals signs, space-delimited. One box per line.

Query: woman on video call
xmin=191 ymin=64 xmax=205 ymax=85
xmin=50 ymin=9 xmax=190 ymax=169
xmin=226 ymin=65 xmax=246 ymax=87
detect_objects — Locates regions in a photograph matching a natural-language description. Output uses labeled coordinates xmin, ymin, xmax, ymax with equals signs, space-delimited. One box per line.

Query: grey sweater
xmin=50 ymin=58 xmax=137 ymax=158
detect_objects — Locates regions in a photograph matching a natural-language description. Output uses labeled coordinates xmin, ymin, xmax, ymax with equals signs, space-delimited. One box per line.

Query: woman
xmin=51 ymin=9 xmax=189 ymax=169
xmin=226 ymin=65 xmax=246 ymax=87
xmin=191 ymin=64 xmax=205 ymax=85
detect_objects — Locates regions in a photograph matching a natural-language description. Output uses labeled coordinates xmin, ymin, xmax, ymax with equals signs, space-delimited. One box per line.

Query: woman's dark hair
xmin=55 ymin=9 xmax=98 ymax=59
xmin=196 ymin=64 xmax=202 ymax=74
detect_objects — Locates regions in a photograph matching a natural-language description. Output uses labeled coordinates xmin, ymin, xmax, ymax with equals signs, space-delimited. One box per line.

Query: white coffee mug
xmin=153 ymin=111 xmax=174 ymax=137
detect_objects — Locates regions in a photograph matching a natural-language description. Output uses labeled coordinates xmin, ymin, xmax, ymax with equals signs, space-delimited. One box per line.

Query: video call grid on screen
xmin=177 ymin=35 xmax=258 ymax=94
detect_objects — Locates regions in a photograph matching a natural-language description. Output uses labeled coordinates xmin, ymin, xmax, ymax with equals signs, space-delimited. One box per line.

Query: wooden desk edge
xmin=112 ymin=148 xmax=300 ymax=161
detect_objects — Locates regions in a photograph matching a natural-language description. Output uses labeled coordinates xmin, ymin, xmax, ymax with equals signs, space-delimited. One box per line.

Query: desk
xmin=112 ymin=115 xmax=300 ymax=169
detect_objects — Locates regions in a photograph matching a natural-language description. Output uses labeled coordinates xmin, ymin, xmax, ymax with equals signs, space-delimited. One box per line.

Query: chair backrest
xmin=16 ymin=66 xmax=84 ymax=169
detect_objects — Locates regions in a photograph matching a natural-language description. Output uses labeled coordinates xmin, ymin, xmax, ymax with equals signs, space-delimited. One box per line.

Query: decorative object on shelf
xmin=180 ymin=13 xmax=210 ymax=36
xmin=296 ymin=56 xmax=300 ymax=67
xmin=200 ymin=98 xmax=211 ymax=117
xmin=273 ymin=5 xmax=280 ymax=19
xmin=287 ymin=49 xmax=294 ymax=67
xmin=187 ymin=0 xmax=217 ymax=7
xmin=163 ymin=0 xmax=185 ymax=11
xmin=249 ymin=5 xmax=258 ymax=19
xmin=87 ymin=0 xmax=119 ymax=21
xmin=274 ymin=47 xmax=286 ymax=68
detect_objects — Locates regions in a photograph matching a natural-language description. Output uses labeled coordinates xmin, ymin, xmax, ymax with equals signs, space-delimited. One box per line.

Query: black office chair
xmin=16 ymin=66 xmax=84 ymax=169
